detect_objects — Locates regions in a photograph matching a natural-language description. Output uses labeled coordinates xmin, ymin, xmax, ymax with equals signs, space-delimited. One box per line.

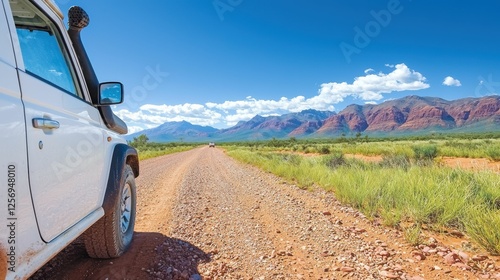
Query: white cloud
xmin=442 ymin=76 xmax=462 ymax=87
xmin=318 ymin=63 xmax=429 ymax=103
xmin=364 ymin=68 xmax=374 ymax=74
xmin=120 ymin=63 xmax=430 ymax=132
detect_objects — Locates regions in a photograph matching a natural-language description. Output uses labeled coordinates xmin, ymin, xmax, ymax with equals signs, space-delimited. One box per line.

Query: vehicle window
xmin=11 ymin=1 xmax=80 ymax=97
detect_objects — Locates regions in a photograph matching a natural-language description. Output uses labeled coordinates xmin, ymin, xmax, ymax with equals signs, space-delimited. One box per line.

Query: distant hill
xmin=126 ymin=121 xmax=218 ymax=142
xmin=127 ymin=95 xmax=500 ymax=142
xmin=217 ymin=109 xmax=335 ymax=141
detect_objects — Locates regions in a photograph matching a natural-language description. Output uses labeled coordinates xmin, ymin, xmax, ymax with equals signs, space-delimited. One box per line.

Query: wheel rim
xmin=120 ymin=183 xmax=132 ymax=234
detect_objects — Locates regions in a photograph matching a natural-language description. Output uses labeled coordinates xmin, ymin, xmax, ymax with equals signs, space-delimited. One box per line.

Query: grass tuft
xmin=486 ymin=146 xmax=500 ymax=161
xmin=404 ymin=223 xmax=423 ymax=246
xmin=322 ymin=152 xmax=346 ymax=169
xmin=380 ymin=154 xmax=411 ymax=170
xmin=413 ymin=144 xmax=438 ymax=160
xmin=464 ymin=207 xmax=500 ymax=255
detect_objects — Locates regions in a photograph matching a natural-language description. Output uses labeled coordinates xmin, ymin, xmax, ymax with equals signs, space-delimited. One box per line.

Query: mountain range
xmin=126 ymin=95 xmax=500 ymax=142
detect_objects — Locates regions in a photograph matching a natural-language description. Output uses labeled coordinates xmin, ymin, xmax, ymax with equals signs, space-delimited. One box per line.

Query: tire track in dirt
xmin=135 ymin=149 xmax=202 ymax=233
xmin=207 ymin=149 xmax=316 ymax=276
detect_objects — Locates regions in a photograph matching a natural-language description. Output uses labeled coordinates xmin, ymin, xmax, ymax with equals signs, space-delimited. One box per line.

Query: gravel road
xmin=31 ymin=147 xmax=499 ymax=279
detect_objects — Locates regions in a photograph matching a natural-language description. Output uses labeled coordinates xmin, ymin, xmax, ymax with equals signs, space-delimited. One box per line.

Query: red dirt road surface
xmin=31 ymin=147 xmax=500 ymax=279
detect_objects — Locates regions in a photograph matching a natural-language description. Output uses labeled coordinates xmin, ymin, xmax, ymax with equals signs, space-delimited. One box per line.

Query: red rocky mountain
xmin=313 ymin=95 xmax=500 ymax=136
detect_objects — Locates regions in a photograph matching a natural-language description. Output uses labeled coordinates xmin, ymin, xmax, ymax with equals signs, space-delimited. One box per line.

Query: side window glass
xmin=11 ymin=1 xmax=80 ymax=97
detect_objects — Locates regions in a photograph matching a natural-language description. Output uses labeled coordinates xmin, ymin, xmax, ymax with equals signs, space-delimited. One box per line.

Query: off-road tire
xmin=83 ymin=164 xmax=136 ymax=258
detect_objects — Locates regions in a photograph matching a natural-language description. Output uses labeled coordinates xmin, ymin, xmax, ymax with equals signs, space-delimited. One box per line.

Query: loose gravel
xmin=32 ymin=147 xmax=500 ymax=280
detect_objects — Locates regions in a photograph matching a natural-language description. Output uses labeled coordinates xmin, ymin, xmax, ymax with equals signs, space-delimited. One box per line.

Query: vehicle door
xmin=9 ymin=0 xmax=106 ymax=242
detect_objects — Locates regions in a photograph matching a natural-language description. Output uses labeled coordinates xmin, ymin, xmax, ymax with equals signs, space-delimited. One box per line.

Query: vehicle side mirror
xmin=98 ymin=82 xmax=124 ymax=105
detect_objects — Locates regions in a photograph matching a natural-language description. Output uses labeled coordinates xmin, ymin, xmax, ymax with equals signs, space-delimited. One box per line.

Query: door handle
xmin=32 ymin=118 xmax=60 ymax=129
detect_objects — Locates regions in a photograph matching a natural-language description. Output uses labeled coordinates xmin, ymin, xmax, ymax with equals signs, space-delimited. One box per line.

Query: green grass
xmin=219 ymin=134 xmax=500 ymax=160
xmin=404 ymin=223 xmax=423 ymax=246
xmin=464 ymin=207 xmax=500 ymax=255
xmin=225 ymin=146 xmax=500 ymax=254
xmin=128 ymin=134 xmax=200 ymax=160
xmin=135 ymin=144 xmax=197 ymax=160
xmin=486 ymin=146 xmax=500 ymax=161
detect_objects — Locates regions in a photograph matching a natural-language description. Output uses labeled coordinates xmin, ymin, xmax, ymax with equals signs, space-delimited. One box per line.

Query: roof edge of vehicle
xmin=41 ymin=0 xmax=63 ymax=19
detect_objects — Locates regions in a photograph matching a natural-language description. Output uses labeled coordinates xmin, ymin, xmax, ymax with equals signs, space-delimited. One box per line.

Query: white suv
xmin=0 ymin=1 xmax=139 ymax=279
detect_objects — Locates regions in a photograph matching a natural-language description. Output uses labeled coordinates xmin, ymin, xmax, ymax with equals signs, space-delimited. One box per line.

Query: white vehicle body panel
xmin=19 ymin=71 xmax=106 ymax=242
xmin=0 ymin=0 xmax=137 ymax=279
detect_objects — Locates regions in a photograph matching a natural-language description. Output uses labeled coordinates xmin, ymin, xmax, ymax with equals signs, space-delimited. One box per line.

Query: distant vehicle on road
xmin=209 ymin=142 xmax=216 ymax=147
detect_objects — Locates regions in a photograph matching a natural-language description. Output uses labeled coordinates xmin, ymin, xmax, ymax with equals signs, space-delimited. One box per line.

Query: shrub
xmin=412 ymin=144 xmax=438 ymax=164
xmin=486 ymin=146 xmax=500 ymax=161
xmin=322 ymin=152 xmax=345 ymax=169
xmin=279 ymin=154 xmax=302 ymax=166
xmin=380 ymin=154 xmax=411 ymax=170
xmin=319 ymin=145 xmax=331 ymax=154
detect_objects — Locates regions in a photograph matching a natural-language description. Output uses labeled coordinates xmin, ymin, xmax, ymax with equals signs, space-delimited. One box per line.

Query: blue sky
xmin=55 ymin=0 xmax=500 ymax=133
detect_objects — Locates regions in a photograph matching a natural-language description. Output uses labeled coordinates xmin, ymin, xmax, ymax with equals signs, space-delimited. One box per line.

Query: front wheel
xmin=84 ymin=164 xmax=137 ymax=258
